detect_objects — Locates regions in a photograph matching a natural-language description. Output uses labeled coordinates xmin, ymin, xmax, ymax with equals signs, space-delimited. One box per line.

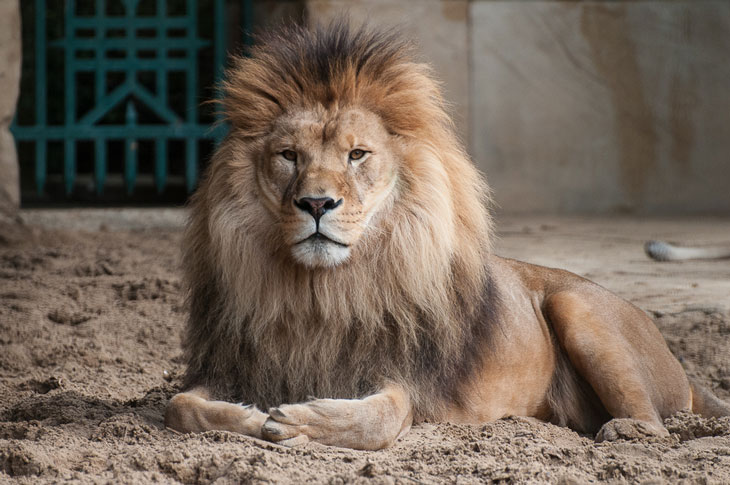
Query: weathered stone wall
xmin=252 ymin=0 xmax=305 ymax=28
xmin=2 ymin=1 xmax=727 ymax=214
xmin=471 ymin=1 xmax=730 ymax=214
xmin=0 ymin=0 xmax=21 ymax=221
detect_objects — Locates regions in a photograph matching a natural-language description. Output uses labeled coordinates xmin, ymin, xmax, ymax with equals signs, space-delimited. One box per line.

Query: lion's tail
xmin=690 ymin=379 xmax=730 ymax=418
xmin=645 ymin=240 xmax=730 ymax=262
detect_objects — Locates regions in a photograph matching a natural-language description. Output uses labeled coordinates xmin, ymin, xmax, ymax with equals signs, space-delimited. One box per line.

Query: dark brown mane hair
xmin=223 ymin=21 xmax=449 ymax=139
xmin=181 ymin=20 xmax=498 ymax=420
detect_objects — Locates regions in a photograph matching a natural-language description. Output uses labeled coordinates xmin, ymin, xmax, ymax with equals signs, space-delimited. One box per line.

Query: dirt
xmin=1 ymin=210 xmax=730 ymax=484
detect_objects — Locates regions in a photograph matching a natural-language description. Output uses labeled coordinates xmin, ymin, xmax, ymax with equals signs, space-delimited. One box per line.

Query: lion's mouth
xmin=297 ymin=233 xmax=350 ymax=248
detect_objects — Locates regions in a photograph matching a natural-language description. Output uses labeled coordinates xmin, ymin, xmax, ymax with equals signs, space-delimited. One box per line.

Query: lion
xmin=164 ymin=21 xmax=730 ymax=450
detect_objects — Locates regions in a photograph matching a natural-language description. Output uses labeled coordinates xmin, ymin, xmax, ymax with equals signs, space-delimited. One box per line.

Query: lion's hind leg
xmin=691 ymin=380 xmax=730 ymax=418
xmin=165 ymin=387 xmax=268 ymax=438
xmin=544 ymin=288 xmax=691 ymax=441
xmin=261 ymin=384 xmax=413 ymax=450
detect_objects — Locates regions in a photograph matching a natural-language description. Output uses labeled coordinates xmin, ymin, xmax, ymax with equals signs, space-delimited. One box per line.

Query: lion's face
xmin=256 ymin=106 xmax=399 ymax=267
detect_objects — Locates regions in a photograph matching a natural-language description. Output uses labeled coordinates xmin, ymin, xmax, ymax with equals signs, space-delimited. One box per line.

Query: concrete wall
xmin=471 ymin=1 xmax=730 ymax=214
xmin=2 ymin=1 xmax=728 ymax=215
xmin=0 ymin=0 xmax=21 ymax=221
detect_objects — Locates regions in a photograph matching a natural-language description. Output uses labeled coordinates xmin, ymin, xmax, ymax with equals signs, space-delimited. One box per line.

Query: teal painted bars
xmin=12 ymin=0 xmax=235 ymax=198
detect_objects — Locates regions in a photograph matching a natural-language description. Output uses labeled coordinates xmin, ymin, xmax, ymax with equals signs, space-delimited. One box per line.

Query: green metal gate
xmin=12 ymin=0 xmax=251 ymax=204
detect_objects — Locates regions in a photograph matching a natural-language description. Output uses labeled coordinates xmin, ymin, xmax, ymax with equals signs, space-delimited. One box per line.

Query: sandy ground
xmin=1 ymin=210 xmax=730 ymax=484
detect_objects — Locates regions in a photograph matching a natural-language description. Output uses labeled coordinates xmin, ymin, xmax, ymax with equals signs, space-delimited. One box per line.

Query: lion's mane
xmin=181 ymin=21 xmax=498 ymax=420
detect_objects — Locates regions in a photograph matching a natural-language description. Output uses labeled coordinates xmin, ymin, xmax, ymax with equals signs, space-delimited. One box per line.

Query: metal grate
xmin=11 ymin=0 xmax=245 ymax=203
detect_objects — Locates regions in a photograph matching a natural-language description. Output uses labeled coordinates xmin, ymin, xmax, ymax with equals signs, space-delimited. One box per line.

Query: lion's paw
xmin=595 ymin=418 xmax=669 ymax=442
xmin=261 ymin=404 xmax=314 ymax=445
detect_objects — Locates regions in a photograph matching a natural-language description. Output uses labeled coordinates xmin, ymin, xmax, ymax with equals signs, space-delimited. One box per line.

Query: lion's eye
xmin=349 ymin=149 xmax=368 ymax=162
xmin=280 ymin=150 xmax=298 ymax=163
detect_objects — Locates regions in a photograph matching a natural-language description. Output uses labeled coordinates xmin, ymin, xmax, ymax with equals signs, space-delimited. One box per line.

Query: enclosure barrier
xmin=11 ymin=0 xmax=246 ymax=200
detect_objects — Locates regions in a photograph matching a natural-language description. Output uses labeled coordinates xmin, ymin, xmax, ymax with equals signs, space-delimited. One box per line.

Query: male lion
xmin=165 ymin=22 xmax=729 ymax=450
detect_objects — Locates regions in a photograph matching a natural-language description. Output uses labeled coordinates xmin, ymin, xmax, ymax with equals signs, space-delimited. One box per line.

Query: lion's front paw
xmin=260 ymin=396 xmax=404 ymax=450
xmin=595 ymin=418 xmax=669 ymax=442
xmin=165 ymin=392 xmax=269 ymax=437
xmin=261 ymin=404 xmax=316 ymax=446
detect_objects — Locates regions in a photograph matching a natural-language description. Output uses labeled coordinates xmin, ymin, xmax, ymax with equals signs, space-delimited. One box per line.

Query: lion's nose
xmin=294 ymin=196 xmax=343 ymax=221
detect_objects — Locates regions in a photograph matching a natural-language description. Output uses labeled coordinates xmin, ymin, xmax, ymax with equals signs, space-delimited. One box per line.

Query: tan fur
xmin=175 ymin=23 xmax=491 ymax=420
xmin=165 ymin=22 xmax=728 ymax=450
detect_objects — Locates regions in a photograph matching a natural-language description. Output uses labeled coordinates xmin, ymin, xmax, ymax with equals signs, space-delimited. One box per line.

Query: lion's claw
xmin=595 ymin=418 xmax=668 ymax=442
xmin=279 ymin=435 xmax=309 ymax=447
xmin=268 ymin=407 xmax=288 ymax=420
xmin=262 ymin=404 xmax=315 ymax=443
xmin=262 ymin=416 xmax=302 ymax=442
xmin=261 ymin=420 xmax=284 ymax=436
